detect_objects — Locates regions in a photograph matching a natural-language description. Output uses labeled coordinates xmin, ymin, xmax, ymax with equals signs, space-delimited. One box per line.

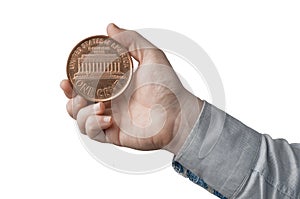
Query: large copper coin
xmin=67 ymin=35 xmax=133 ymax=102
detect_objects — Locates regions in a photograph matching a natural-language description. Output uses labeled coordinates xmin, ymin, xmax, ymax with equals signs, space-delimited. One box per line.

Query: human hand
xmin=61 ymin=23 xmax=203 ymax=155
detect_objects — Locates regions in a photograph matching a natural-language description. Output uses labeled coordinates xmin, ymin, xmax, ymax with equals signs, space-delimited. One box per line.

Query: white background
xmin=1 ymin=0 xmax=300 ymax=198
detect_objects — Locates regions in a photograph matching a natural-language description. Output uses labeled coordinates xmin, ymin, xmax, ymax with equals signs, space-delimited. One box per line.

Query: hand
xmin=60 ymin=23 xmax=203 ymax=155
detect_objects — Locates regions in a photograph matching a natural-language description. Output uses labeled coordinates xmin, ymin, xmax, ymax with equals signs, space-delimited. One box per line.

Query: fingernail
xmin=103 ymin=116 xmax=111 ymax=123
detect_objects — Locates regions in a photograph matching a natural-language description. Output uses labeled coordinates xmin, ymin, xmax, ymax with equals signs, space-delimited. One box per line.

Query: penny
xmin=67 ymin=35 xmax=133 ymax=102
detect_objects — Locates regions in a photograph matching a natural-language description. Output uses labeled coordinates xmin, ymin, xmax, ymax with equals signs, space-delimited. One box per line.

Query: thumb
xmin=106 ymin=23 xmax=124 ymax=36
xmin=106 ymin=23 xmax=167 ymax=65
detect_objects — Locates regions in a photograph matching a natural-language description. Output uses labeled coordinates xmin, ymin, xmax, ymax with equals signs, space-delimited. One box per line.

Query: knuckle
xmin=74 ymin=98 xmax=86 ymax=110
xmin=72 ymin=97 xmax=88 ymax=117
xmin=85 ymin=116 xmax=100 ymax=139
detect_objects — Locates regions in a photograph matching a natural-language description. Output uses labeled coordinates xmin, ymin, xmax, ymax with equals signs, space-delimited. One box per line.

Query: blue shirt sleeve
xmin=173 ymin=101 xmax=300 ymax=199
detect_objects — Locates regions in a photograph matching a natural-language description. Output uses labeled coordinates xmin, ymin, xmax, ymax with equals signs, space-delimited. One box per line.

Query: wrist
xmin=164 ymin=93 xmax=204 ymax=155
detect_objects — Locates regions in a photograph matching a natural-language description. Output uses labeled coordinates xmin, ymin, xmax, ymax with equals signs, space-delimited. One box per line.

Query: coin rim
xmin=66 ymin=35 xmax=133 ymax=102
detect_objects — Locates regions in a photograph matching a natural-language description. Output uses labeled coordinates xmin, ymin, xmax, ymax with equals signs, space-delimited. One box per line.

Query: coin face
xmin=67 ymin=35 xmax=133 ymax=102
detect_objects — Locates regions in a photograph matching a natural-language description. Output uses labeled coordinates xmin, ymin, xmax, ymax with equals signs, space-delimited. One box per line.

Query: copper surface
xmin=67 ymin=35 xmax=133 ymax=102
